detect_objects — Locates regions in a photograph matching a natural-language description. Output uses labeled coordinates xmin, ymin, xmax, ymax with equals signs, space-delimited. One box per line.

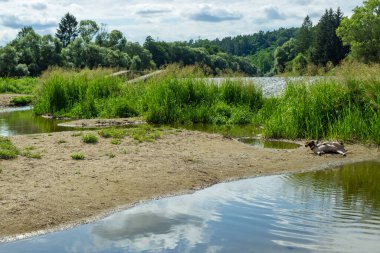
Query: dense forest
xmin=0 ymin=0 xmax=378 ymax=77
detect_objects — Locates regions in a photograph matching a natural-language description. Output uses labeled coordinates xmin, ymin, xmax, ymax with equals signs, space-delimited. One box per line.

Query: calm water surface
xmin=0 ymin=108 xmax=69 ymax=136
xmin=238 ymin=137 xmax=301 ymax=149
xmin=1 ymin=161 xmax=380 ymax=253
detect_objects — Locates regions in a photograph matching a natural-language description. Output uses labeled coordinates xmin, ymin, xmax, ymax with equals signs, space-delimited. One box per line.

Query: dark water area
xmin=2 ymin=161 xmax=380 ymax=253
xmin=238 ymin=137 xmax=301 ymax=149
xmin=0 ymin=108 xmax=70 ymax=136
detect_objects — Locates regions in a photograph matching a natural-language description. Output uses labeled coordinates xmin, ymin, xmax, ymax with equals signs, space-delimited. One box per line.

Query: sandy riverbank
xmin=0 ymin=129 xmax=379 ymax=241
xmin=0 ymin=94 xmax=29 ymax=108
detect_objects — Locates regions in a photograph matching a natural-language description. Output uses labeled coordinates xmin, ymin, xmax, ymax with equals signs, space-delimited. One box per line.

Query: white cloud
xmin=188 ymin=5 xmax=243 ymax=22
xmin=0 ymin=0 xmax=363 ymax=45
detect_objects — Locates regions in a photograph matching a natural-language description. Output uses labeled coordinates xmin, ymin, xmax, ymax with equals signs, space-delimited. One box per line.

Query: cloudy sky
xmin=0 ymin=0 xmax=363 ymax=46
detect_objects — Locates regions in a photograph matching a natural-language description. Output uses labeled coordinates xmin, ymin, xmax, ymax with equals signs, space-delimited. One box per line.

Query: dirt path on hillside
xmin=0 ymin=130 xmax=379 ymax=241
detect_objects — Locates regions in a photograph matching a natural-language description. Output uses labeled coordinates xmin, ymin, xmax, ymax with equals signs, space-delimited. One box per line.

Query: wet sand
xmin=0 ymin=129 xmax=379 ymax=241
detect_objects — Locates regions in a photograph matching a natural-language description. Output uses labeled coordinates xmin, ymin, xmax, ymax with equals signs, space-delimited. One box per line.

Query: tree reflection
xmin=284 ymin=161 xmax=380 ymax=210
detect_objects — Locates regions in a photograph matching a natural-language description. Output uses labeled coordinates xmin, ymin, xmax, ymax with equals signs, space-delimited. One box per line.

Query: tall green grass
xmin=263 ymin=78 xmax=380 ymax=144
xmin=34 ymin=70 xmax=125 ymax=118
xmin=34 ymin=68 xmax=263 ymax=125
xmin=0 ymin=77 xmax=38 ymax=94
xmin=33 ymin=65 xmax=380 ymax=144
xmin=141 ymin=76 xmax=263 ymax=124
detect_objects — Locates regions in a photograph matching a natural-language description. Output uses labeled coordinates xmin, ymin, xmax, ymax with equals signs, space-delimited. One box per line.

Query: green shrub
xmin=11 ymin=96 xmax=33 ymax=106
xmin=71 ymin=152 xmax=85 ymax=160
xmin=0 ymin=137 xmax=19 ymax=159
xmin=98 ymin=128 xmax=126 ymax=139
xmin=81 ymin=133 xmax=99 ymax=144
xmin=111 ymin=138 xmax=121 ymax=145
xmin=126 ymin=125 xmax=163 ymax=143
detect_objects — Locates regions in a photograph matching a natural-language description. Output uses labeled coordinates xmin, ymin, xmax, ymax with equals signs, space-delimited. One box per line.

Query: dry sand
xmin=0 ymin=129 xmax=379 ymax=241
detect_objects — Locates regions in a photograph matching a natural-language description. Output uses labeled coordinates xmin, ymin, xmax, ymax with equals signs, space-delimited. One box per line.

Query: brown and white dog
xmin=305 ymin=140 xmax=347 ymax=156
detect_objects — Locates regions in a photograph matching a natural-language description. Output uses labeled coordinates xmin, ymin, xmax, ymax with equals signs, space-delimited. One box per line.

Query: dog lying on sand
xmin=305 ymin=140 xmax=347 ymax=156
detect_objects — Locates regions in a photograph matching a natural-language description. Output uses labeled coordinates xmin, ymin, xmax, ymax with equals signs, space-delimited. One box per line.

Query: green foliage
xmin=296 ymin=15 xmax=314 ymax=54
xmin=56 ymin=13 xmax=79 ymax=47
xmin=0 ymin=46 xmax=18 ymax=76
xmin=11 ymin=96 xmax=33 ymax=106
xmin=0 ymin=27 xmax=62 ymax=77
xmin=292 ymin=53 xmax=308 ymax=74
xmin=34 ymin=68 xmax=262 ymax=124
xmin=126 ymin=125 xmax=163 ymax=143
xmin=110 ymin=138 xmax=121 ymax=145
xmin=71 ymin=152 xmax=85 ymax=160
xmin=21 ymin=147 xmax=42 ymax=159
xmin=313 ymin=8 xmax=349 ymax=66
xmin=249 ymin=49 xmax=274 ymax=76
xmin=98 ymin=128 xmax=127 ymax=139
xmin=274 ymin=38 xmax=298 ymax=73
xmin=79 ymin=20 xmax=99 ymax=43
xmin=0 ymin=77 xmax=38 ymax=94
xmin=34 ymin=70 xmax=123 ymax=116
xmin=263 ymin=77 xmax=380 ymax=144
xmin=337 ymin=0 xmax=380 ymax=63
xmin=0 ymin=137 xmax=19 ymax=159
xmin=81 ymin=133 xmax=99 ymax=144
xmin=189 ymin=28 xmax=298 ymax=57
xmin=143 ymin=77 xmax=262 ymax=124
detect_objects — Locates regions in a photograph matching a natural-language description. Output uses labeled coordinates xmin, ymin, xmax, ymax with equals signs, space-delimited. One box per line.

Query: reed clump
xmin=34 ymin=68 xmax=263 ymax=125
xmin=33 ymin=65 xmax=380 ymax=145
xmin=263 ymin=77 xmax=380 ymax=144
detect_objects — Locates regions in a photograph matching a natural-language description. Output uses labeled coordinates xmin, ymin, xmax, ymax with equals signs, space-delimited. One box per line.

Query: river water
xmin=0 ymin=107 xmax=69 ymax=136
xmin=1 ymin=161 xmax=380 ymax=253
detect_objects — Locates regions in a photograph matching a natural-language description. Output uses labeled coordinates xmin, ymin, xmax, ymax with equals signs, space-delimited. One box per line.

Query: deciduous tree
xmin=337 ymin=0 xmax=380 ymax=63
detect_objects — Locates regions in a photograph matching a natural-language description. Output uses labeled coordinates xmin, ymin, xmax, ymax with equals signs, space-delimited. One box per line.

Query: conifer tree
xmin=56 ymin=13 xmax=79 ymax=47
xmin=296 ymin=15 xmax=314 ymax=54
xmin=313 ymin=8 xmax=348 ymax=65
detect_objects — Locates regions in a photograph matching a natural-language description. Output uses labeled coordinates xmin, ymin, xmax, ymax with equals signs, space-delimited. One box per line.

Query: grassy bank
xmin=33 ymin=64 xmax=380 ymax=144
xmin=263 ymin=79 xmax=380 ymax=144
xmin=263 ymin=63 xmax=380 ymax=144
xmin=34 ymin=68 xmax=263 ymax=125
xmin=0 ymin=77 xmax=38 ymax=94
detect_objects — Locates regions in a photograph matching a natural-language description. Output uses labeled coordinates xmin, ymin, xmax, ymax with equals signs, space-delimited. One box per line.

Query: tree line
xmin=0 ymin=0 xmax=378 ymax=77
xmin=0 ymin=13 xmax=257 ymax=77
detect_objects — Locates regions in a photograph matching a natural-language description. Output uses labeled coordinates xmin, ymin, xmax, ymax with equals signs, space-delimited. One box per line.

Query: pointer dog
xmin=305 ymin=140 xmax=347 ymax=156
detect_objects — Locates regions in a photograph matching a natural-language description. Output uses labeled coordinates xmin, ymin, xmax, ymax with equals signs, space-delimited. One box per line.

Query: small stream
xmin=1 ymin=161 xmax=380 ymax=253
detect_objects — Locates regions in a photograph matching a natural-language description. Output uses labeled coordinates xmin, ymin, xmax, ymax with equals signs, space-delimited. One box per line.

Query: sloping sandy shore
xmin=0 ymin=130 xmax=379 ymax=241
